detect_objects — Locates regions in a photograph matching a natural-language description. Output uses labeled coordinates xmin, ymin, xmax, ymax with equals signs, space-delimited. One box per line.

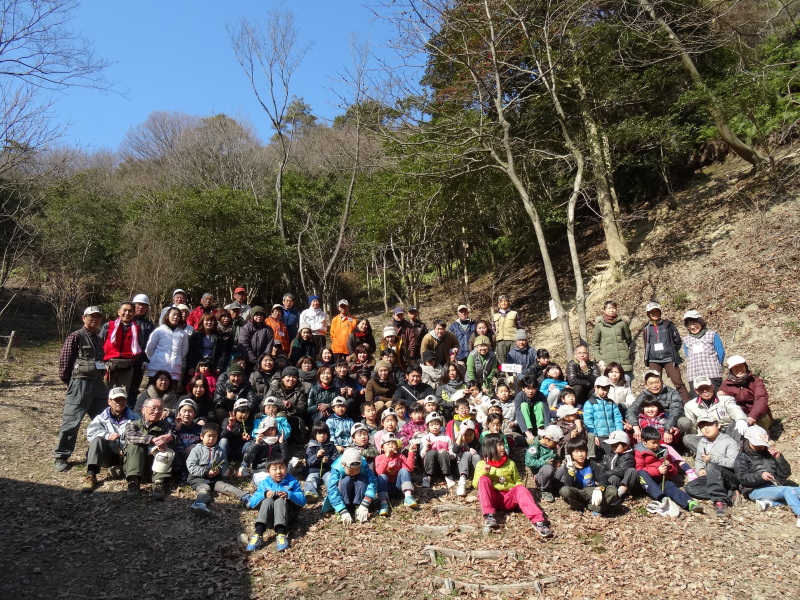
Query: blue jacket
xmin=448 ymin=319 xmax=476 ymax=361
xmin=505 ymin=345 xmax=537 ymax=371
xmin=251 ymin=414 xmax=291 ymax=441
xmin=282 ymin=308 xmax=301 ymax=341
xmin=583 ymin=394 xmax=623 ymax=437
xmin=322 ymin=455 xmax=378 ymax=513
xmin=247 ymin=473 xmax=306 ymax=509
xmin=539 ymin=378 xmax=569 ymax=395
xmin=326 ymin=413 xmax=354 ymax=447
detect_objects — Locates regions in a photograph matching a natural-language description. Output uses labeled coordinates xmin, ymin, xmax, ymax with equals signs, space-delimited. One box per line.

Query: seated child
xmin=474 ymin=433 xmax=554 ymax=538
xmin=244 ymin=455 xmax=306 ymax=552
xmin=187 ymin=423 xmax=251 ymax=516
xmin=220 ymin=398 xmax=254 ymax=463
xmin=375 ymin=432 xmax=418 ymax=511
xmin=326 ymin=396 xmax=354 ymax=453
xmin=686 ymin=415 xmax=741 ymax=516
xmin=601 ymin=430 xmax=638 ymax=503
xmin=539 ymin=363 xmax=569 ymax=410
xmin=83 ymin=386 xmax=139 ymax=492
xmin=556 ymin=405 xmax=596 ymax=458
xmin=637 ymin=396 xmax=696 ymax=481
xmin=360 ymin=401 xmax=379 ymax=435
xmin=304 ymin=422 xmax=339 ymax=502
xmin=349 ymin=422 xmax=378 ymax=463
xmin=551 ymin=388 xmax=578 ymax=419
xmin=322 ymin=447 xmax=378 ymax=525
xmin=194 ymin=360 xmax=217 ymax=397
xmin=734 ymin=425 xmax=799 ymax=528
xmin=452 ymin=419 xmax=480 ymax=497
xmin=493 ymin=382 xmax=516 ymax=422
xmin=446 ymin=398 xmax=481 ymax=440
xmin=420 ymin=412 xmax=456 ymax=489
xmin=423 ymin=394 xmax=439 ymax=416
xmin=515 ymin=376 xmax=550 ymax=444
xmin=373 ymin=408 xmax=400 ymax=450
xmin=174 ymin=398 xmax=203 ymax=459
xmin=583 ymin=376 xmax=623 ymax=453
xmin=252 ymin=396 xmax=291 ymax=464
xmin=241 ymin=417 xmax=285 ymax=479
xmin=399 ymin=402 xmax=428 ymax=448
xmin=634 ymin=427 xmax=702 ymax=515
xmin=559 ymin=439 xmax=616 ymax=516
xmin=524 ymin=424 xmax=563 ymax=504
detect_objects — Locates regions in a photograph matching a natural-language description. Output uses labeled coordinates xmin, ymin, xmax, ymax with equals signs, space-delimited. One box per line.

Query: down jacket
xmin=590 ymin=316 xmax=633 ymax=371
xmin=583 ymin=394 xmax=624 ymax=438
xmin=733 ymin=447 xmax=791 ymax=497
xmin=719 ymin=373 xmax=770 ymax=420
xmin=145 ymin=324 xmax=189 ymax=381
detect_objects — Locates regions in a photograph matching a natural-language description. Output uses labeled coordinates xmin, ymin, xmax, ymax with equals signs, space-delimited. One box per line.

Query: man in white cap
xmin=54 ymin=306 xmax=107 ymax=472
xmin=448 ymin=304 xmax=476 ymax=362
xmin=682 ymin=375 xmax=747 ymax=454
xmin=160 ymin=288 xmax=188 ymax=321
xmin=129 ymin=294 xmax=154 ymax=402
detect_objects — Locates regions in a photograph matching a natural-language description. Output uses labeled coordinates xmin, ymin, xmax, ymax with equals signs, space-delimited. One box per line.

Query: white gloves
xmin=591 ymin=489 xmax=603 ymax=507
xmin=355 ymin=505 xmax=370 ymax=523
xmin=735 ymin=420 xmax=748 ymax=435
xmin=339 ymin=510 xmax=353 ymax=526
xmin=564 ymin=455 xmax=575 ymax=475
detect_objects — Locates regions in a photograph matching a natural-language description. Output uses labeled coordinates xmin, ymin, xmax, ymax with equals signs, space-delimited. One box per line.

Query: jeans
xmin=377 ymin=470 xmax=414 ymax=501
xmin=304 ymin=470 xmax=331 ymax=496
xmin=477 ymin=476 xmax=544 ymax=523
xmin=219 ymin=438 xmax=252 ymax=463
xmin=637 ymin=470 xmax=691 ymax=508
xmin=337 ymin=473 xmax=370 ymax=507
xmin=749 ymin=486 xmax=800 ymax=516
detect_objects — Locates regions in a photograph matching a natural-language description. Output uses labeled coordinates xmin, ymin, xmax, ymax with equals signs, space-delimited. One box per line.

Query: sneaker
xmin=238 ymin=464 xmax=251 ymax=478
xmin=304 ymin=491 xmax=319 ymax=502
xmin=688 ymin=500 xmax=704 ymax=514
xmin=378 ymin=502 xmax=390 ymax=517
xmin=541 ymin=491 xmax=555 ymax=503
xmin=127 ymin=479 xmax=140 ymax=498
xmin=483 ymin=514 xmax=499 ymax=529
xmin=245 ymin=534 xmax=263 ymax=552
xmin=54 ymin=458 xmax=69 ymax=473
xmin=714 ymin=501 xmax=728 ymax=516
xmin=532 ymin=521 xmax=554 ymax=538
xmin=421 ymin=475 xmax=431 ymax=488
xmin=755 ymin=499 xmax=771 ymax=512
xmin=617 ymin=485 xmax=627 ymax=498
xmin=456 ymin=478 xmax=467 ymax=497
xmin=82 ymin=475 xmax=97 ymax=493
xmin=189 ymin=501 xmax=212 ymax=516
xmin=108 ymin=465 xmax=124 ymax=479
xmin=275 ymin=533 xmax=290 ymax=552
xmin=152 ymin=481 xmax=166 ymax=501
xmin=445 ymin=476 xmax=456 ymax=489
xmin=403 ymin=496 xmax=418 ymax=508
xmin=240 ymin=493 xmax=252 ymax=506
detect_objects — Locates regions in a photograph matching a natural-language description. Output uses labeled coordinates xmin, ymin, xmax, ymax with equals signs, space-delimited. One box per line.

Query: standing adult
xmin=330 ymin=299 xmax=357 ymax=362
xmin=682 ymin=309 xmax=725 ymax=393
xmin=390 ymin=307 xmax=418 ymax=364
xmin=186 ymin=293 xmax=216 ymax=330
xmin=186 ymin=313 xmax=231 ymax=378
xmin=299 ymin=295 xmax=328 ymax=356
xmin=641 ymin=302 xmax=689 ymax=404
xmin=129 ymin=294 xmax=155 ymax=404
xmin=100 ymin=301 xmax=143 ymax=393
xmin=238 ymin=306 xmax=275 ymax=371
xmin=492 ymin=294 xmax=522 ymax=364
xmin=54 ymin=306 xmax=108 ymax=472
xmin=281 ymin=293 xmax=301 ymax=341
xmin=419 ymin=320 xmax=460 ymax=366
xmin=231 ymin=286 xmax=252 ymax=321
xmin=448 ymin=304 xmax=476 ymax=362
xmin=407 ymin=307 xmax=428 ymax=361
xmin=346 ymin=318 xmax=376 ymax=356
xmin=160 ymin=288 xmax=188 ymax=321
xmin=266 ymin=304 xmax=290 ymax=355
xmin=566 ymin=345 xmax=601 ymax=404
xmin=145 ymin=307 xmax=190 ymax=385
xmin=589 ymin=300 xmax=633 ymax=380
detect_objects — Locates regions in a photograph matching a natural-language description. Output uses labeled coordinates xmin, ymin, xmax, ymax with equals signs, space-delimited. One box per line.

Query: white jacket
xmin=145 ymin=324 xmax=189 ymax=380
xmin=86 ymin=407 xmax=140 ymax=452
xmin=299 ymin=307 xmax=328 ymax=335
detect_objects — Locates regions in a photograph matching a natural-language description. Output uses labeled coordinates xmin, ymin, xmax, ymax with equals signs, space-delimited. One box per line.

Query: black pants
xmin=686 ymin=463 xmax=739 ymax=505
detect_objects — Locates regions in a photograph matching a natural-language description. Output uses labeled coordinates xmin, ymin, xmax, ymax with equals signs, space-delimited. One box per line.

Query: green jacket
xmin=590 ymin=316 xmax=633 ymax=371
xmin=524 ymin=439 xmax=560 ymax=472
xmin=473 ymin=457 xmax=522 ymax=491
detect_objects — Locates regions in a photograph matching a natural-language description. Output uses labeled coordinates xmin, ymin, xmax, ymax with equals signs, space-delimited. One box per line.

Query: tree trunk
xmin=566 ymin=154 xmax=588 ymax=346
xmin=639 ymin=0 xmax=766 ymax=169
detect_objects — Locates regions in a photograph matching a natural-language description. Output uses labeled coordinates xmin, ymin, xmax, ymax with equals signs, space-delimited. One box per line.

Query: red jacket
xmin=719 ymin=374 xmax=770 ymax=420
xmin=374 ymin=452 xmax=415 ymax=481
xmin=634 ymin=442 xmax=679 ymax=479
xmin=187 ymin=306 xmax=214 ymax=330
xmin=103 ymin=319 xmax=142 ymax=360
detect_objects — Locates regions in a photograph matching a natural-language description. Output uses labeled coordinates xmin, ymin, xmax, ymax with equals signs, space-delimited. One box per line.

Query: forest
xmin=1 ymin=0 xmax=799 ymax=346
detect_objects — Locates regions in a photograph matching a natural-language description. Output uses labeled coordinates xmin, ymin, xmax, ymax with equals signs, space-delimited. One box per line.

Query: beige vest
xmin=493 ymin=310 xmax=518 ymax=341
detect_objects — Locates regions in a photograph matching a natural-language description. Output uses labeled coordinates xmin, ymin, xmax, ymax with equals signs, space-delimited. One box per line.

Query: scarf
xmin=486 ymin=456 xmax=507 ymax=468
xmin=217 ymin=322 xmax=233 ymax=336
xmin=727 ymin=371 xmax=750 ymax=385
xmin=110 ymin=319 xmax=141 ymax=354
xmin=603 ymin=315 xmax=618 ymax=324
xmin=354 ymin=331 xmax=368 ymax=340
xmin=688 ymin=327 xmax=707 ymax=339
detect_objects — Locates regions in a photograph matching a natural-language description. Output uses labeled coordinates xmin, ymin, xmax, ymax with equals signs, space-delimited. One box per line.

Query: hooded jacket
xmin=634 ymin=442 xmax=679 ymax=479
xmin=590 ymin=315 xmax=633 ymax=371
xmin=583 ymin=394 xmax=624 ymax=438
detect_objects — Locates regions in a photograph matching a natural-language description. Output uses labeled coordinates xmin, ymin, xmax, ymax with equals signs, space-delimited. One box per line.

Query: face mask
xmin=264 ymin=436 xmax=279 ymax=445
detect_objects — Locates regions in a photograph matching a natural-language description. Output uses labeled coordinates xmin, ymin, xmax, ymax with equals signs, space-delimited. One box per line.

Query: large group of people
xmin=55 ymin=290 xmax=797 ymax=553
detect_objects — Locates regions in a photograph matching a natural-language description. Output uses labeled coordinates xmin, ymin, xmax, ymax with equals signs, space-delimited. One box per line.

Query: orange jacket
xmin=266 ymin=316 xmax=289 ymax=351
xmin=330 ymin=314 xmax=357 ymax=354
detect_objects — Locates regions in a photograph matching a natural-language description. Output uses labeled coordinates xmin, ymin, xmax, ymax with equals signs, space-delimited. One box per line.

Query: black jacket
xmin=734 ymin=448 xmax=792 ymax=497
xmin=600 ymin=449 xmax=635 ymax=480
xmin=186 ymin=331 xmax=232 ymax=374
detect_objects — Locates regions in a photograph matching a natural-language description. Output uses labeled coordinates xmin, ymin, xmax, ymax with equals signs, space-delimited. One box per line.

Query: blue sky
xmin=55 ymin=1 xmax=400 ymax=151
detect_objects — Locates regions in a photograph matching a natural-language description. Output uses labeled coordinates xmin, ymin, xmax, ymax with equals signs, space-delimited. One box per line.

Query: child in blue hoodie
xmin=326 ymin=396 xmax=354 ymax=453
xmin=244 ymin=455 xmax=306 ymax=552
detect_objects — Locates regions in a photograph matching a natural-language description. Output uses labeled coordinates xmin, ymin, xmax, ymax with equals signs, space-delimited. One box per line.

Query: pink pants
xmin=477 ymin=476 xmax=544 ymax=523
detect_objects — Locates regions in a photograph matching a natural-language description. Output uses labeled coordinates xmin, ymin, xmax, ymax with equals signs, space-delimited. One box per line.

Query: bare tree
xmin=228 ymin=9 xmax=311 ymax=238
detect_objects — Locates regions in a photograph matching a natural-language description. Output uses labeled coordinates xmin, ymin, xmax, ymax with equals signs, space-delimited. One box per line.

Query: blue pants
xmin=377 ymin=470 xmax=413 ymax=501
xmin=304 ymin=470 xmax=331 ymax=496
xmin=338 ymin=473 xmax=370 ymax=507
xmin=638 ymin=470 xmax=691 ymax=509
xmin=749 ymin=486 xmax=800 ymax=516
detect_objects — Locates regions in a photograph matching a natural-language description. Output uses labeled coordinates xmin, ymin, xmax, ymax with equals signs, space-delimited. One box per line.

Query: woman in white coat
xmin=145 ymin=307 xmax=189 ymax=385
